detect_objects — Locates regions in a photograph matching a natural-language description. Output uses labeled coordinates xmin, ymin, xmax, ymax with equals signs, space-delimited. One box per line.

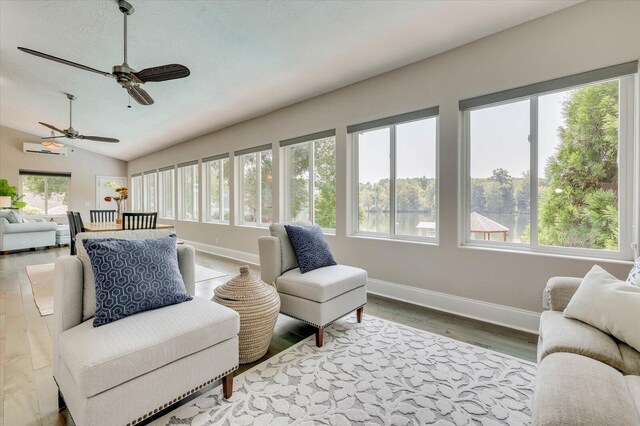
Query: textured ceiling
xmin=0 ymin=0 xmax=579 ymax=161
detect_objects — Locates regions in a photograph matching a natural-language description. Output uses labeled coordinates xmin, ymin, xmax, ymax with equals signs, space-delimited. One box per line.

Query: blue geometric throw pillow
xmin=284 ymin=224 xmax=337 ymax=274
xmin=628 ymin=256 xmax=640 ymax=287
xmin=83 ymin=234 xmax=192 ymax=327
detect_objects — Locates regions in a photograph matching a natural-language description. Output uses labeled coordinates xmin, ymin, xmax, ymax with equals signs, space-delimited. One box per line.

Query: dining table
xmin=83 ymin=222 xmax=175 ymax=232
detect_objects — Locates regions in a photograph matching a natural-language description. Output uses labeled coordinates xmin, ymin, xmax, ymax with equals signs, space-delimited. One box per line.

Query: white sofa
xmin=53 ymin=229 xmax=240 ymax=426
xmin=0 ymin=216 xmax=57 ymax=253
xmin=258 ymin=224 xmax=367 ymax=347
xmin=533 ymin=277 xmax=640 ymax=425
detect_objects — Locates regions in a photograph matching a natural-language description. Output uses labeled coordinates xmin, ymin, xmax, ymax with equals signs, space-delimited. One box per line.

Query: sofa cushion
xmin=58 ymin=297 xmax=239 ymax=398
xmin=269 ymin=222 xmax=309 ymax=274
xmin=284 ymin=224 xmax=336 ymax=273
xmin=538 ymin=310 xmax=623 ymax=371
xmin=620 ymin=343 xmax=640 ymax=376
xmin=76 ymin=229 xmax=176 ymax=321
xmin=84 ymin=235 xmax=192 ymax=327
xmin=564 ymin=265 xmax=640 ymax=352
xmin=533 ymin=353 xmax=640 ymax=426
xmin=626 ymin=376 xmax=640 ymax=417
xmin=276 ymin=264 xmax=366 ymax=303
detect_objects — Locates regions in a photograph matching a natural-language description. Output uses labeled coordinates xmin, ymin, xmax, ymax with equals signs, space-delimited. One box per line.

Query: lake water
xmin=361 ymin=211 xmax=530 ymax=242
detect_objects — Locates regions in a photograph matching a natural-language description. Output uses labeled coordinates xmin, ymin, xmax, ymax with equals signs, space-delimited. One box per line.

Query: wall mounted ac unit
xmin=23 ymin=142 xmax=68 ymax=157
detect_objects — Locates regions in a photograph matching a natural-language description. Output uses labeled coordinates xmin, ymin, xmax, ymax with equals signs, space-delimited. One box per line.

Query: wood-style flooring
xmin=0 ymin=247 xmax=537 ymax=426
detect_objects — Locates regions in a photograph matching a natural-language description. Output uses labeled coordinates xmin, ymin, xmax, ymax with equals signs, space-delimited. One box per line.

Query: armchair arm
xmin=177 ymin=244 xmax=196 ymax=296
xmin=258 ymin=236 xmax=281 ymax=286
xmin=53 ymin=256 xmax=84 ymax=339
xmin=543 ymin=276 xmax=583 ymax=311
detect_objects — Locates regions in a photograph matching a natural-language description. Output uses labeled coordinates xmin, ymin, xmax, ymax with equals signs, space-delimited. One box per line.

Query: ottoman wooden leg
xmin=222 ymin=372 xmax=233 ymax=399
xmin=315 ymin=328 xmax=324 ymax=347
xmin=357 ymin=307 xmax=363 ymax=323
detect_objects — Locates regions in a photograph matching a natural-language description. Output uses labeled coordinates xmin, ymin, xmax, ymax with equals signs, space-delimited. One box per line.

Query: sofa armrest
xmin=1 ymin=220 xmax=57 ymax=234
xmin=258 ymin=236 xmax=281 ymax=286
xmin=177 ymin=244 xmax=196 ymax=296
xmin=543 ymin=276 xmax=583 ymax=311
xmin=53 ymin=256 xmax=84 ymax=339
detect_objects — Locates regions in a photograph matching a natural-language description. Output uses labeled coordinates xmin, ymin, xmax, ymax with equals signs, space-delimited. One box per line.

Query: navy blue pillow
xmin=284 ymin=224 xmax=337 ymax=273
xmin=83 ymin=234 xmax=192 ymax=327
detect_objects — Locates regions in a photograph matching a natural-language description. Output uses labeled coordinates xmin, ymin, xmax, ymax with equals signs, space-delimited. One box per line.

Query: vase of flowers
xmin=104 ymin=183 xmax=129 ymax=224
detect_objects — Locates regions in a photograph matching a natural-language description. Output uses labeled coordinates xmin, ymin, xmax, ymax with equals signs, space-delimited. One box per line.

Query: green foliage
xmin=538 ymin=81 xmax=619 ymax=250
xmin=0 ymin=178 xmax=27 ymax=208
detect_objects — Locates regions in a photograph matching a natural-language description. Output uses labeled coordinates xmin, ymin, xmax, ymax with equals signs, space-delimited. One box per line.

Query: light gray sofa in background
xmin=533 ymin=277 xmax=640 ymax=425
xmin=0 ymin=217 xmax=57 ymax=253
xmin=259 ymin=223 xmax=367 ymax=347
xmin=53 ymin=229 xmax=240 ymax=426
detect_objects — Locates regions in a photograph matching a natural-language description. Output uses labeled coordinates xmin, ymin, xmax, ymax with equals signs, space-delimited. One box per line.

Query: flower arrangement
xmin=104 ymin=182 xmax=129 ymax=224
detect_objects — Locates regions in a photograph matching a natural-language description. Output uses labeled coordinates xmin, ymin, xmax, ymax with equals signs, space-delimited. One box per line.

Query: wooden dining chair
xmin=90 ymin=209 xmax=116 ymax=222
xmin=122 ymin=212 xmax=157 ymax=230
xmin=66 ymin=211 xmax=77 ymax=255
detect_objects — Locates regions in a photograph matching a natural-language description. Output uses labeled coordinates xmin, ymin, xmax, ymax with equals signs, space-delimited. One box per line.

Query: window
xmin=158 ymin=167 xmax=175 ymax=219
xmin=349 ymin=108 xmax=439 ymax=240
xmin=177 ymin=161 xmax=199 ymax=221
xmin=130 ymin=174 xmax=143 ymax=212
xmin=235 ymin=144 xmax=273 ymax=226
xmin=203 ymin=155 xmax=230 ymax=223
xmin=282 ymin=130 xmax=336 ymax=230
xmin=142 ymin=170 xmax=157 ymax=212
xmin=461 ymin=62 xmax=636 ymax=259
xmin=19 ymin=171 xmax=70 ymax=215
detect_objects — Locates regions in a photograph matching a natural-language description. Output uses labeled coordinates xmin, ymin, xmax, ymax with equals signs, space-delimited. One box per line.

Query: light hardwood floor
xmin=1 ymin=247 xmax=537 ymax=426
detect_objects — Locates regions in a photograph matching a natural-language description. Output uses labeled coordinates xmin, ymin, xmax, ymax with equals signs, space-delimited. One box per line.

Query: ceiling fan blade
xmin=38 ymin=122 xmax=66 ymax=134
xmin=133 ymin=64 xmax=190 ymax=83
xmin=127 ymin=85 xmax=154 ymax=105
xmin=18 ymin=47 xmax=114 ymax=78
xmin=41 ymin=135 xmax=67 ymax=139
xmin=78 ymin=135 xmax=120 ymax=143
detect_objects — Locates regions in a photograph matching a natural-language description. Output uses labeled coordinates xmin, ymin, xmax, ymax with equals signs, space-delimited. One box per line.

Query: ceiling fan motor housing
xmin=118 ymin=0 xmax=134 ymax=15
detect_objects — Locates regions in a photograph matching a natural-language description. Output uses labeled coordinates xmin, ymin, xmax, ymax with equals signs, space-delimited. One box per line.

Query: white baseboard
xmin=182 ymin=240 xmax=260 ymax=266
xmin=367 ymin=278 xmax=540 ymax=334
xmin=184 ymin=241 xmax=540 ymax=334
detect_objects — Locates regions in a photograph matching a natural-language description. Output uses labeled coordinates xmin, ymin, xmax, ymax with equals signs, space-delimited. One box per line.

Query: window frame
xmin=142 ymin=169 xmax=157 ymax=213
xmin=157 ymin=166 xmax=176 ymax=220
xmin=202 ymin=154 xmax=230 ymax=225
xmin=19 ymin=172 xmax=71 ymax=216
xmin=282 ymin=130 xmax=336 ymax=233
xmin=350 ymin=110 xmax=440 ymax=243
xmin=235 ymin=145 xmax=273 ymax=227
xmin=459 ymin=73 xmax=636 ymax=261
xmin=177 ymin=161 xmax=199 ymax=222
xmin=130 ymin=174 xmax=143 ymax=213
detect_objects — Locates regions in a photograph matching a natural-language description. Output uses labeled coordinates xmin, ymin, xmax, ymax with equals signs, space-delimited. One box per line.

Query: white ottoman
xmin=56 ymin=224 xmax=70 ymax=246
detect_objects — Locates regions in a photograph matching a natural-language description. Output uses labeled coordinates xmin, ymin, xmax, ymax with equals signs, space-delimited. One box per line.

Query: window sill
xmin=349 ymin=233 xmax=438 ymax=246
xmin=460 ymin=242 xmax=634 ymax=265
xmin=158 ymin=217 xmax=176 ymax=221
xmin=177 ymin=219 xmax=199 ymax=223
xmin=203 ymin=221 xmax=229 ymax=226
xmin=236 ymin=223 xmax=270 ymax=229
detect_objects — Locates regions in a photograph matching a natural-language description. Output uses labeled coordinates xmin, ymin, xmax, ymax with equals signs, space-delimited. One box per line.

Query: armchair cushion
xmin=277 ymin=264 xmax=367 ymax=303
xmin=57 ymin=296 xmax=239 ymax=397
xmin=77 ymin=229 xmax=178 ymax=321
xmin=285 ymin=224 xmax=336 ymax=273
xmin=269 ymin=222 xmax=309 ymax=273
xmin=84 ymin=234 xmax=192 ymax=327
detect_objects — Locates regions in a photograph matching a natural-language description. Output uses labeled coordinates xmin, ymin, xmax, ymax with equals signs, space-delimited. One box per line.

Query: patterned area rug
xmin=156 ymin=315 xmax=536 ymax=425
xmin=26 ymin=263 xmax=55 ymax=316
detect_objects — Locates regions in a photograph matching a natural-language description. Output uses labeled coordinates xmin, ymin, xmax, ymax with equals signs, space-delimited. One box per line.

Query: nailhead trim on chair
xmin=281 ymin=304 xmax=367 ymax=329
xmin=127 ymin=366 xmax=238 ymax=426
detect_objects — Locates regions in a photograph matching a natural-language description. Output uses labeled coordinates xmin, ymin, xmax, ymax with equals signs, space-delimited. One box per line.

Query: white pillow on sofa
xmin=564 ymin=265 xmax=640 ymax=352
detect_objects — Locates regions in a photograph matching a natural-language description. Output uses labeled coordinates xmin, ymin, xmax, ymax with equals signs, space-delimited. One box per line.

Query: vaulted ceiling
xmin=0 ymin=0 xmax=579 ymax=161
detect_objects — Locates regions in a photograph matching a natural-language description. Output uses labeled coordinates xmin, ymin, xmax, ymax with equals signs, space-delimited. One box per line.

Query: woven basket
xmin=213 ymin=265 xmax=280 ymax=364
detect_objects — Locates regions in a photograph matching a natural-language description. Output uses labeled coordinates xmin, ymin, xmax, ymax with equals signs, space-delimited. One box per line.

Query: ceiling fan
xmin=18 ymin=0 xmax=190 ymax=106
xmin=40 ymin=94 xmax=120 ymax=143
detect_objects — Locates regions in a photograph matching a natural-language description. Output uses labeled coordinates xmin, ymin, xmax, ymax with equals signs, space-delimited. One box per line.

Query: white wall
xmin=128 ymin=1 xmax=639 ymax=327
xmin=0 ymin=125 xmax=128 ymax=221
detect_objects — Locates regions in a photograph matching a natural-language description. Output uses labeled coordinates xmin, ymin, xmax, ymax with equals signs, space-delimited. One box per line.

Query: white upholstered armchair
xmin=53 ymin=229 xmax=239 ymax=426
xmin=258 ymin=224 xmax=367 ymax=347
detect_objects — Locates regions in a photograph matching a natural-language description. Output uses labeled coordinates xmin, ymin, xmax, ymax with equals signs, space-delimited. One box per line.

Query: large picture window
xmin=236 ymin=144 xmax=273 ymax=226
xmin=178 ymin=161 xmax=199 ymax=221
xmin=203 ymin=154 xmax=230 ymax=224
xmin=20 ymin=171 xmax=70 ymax=216
xmin=349 ymin=108 xmax=439 ymax=241
xmin=142 ymin=170 xmax=157 ymax=212
xmin=158 ymin=166 xmax=175 ymax=219
xmin=460 ymin=62 xmax=636 ymax=259
xmin=282 ymin=130 xmax=336 ymax=230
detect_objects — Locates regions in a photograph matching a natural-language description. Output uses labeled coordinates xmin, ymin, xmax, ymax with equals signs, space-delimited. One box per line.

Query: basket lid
xmin=214 ymin=265 xmax=276 ymax=302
